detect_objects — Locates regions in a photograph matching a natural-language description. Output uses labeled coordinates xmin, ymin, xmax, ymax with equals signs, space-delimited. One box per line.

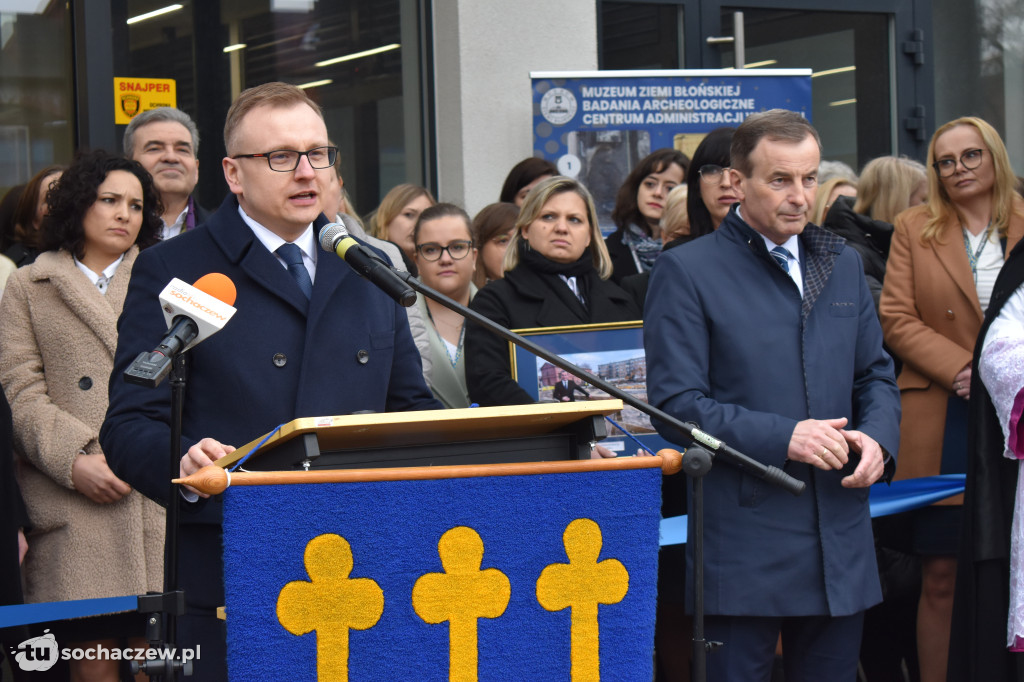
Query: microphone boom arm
xmin=397 ymin=269 xmax=804 ymax=496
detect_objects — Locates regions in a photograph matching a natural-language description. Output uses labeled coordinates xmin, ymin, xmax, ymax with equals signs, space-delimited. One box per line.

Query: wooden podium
xmin=179 ymin=400 xmax=678 ymax=681
xmin=217 ymin=399 xmax=627 ymax=472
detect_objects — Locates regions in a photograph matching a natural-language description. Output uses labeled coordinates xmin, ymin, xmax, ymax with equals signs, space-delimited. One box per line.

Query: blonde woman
xmin=880 ymin=116 xmax=1024 ymax=682
xmin=369 ymin=183 xmax=436 ymax=265
xmin=823 ymin=156 xmax=927 ymax=310
xmin=854 ymin=156 xmax=928 ymax=223
xmin=465 ymin=176 xmax=640 ymax=406
xmin=810 ymin=177 xmax=857 ymax=225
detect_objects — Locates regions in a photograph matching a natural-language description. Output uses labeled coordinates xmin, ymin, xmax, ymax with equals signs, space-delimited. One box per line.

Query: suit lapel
xmin=308 ymin=213 xmax=357 ymax=326
xmin=799 ymin=224 xmax=844 ymax=319
xmin=206 ymin=196 xmax=312 ymax=315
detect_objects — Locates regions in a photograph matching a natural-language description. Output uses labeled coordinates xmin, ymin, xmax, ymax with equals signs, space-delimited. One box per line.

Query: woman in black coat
xmin=605 ymin=148 xmax=688 ymax=283
xmin=466 ymin=176 xmax=641 ymax=406
xmin=822 ymin=155 xmax=927 ymax=311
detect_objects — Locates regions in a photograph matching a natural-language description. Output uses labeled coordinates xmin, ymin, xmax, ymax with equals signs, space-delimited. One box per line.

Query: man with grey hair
xmin=124 ymin=107 xmax=208 ymax=238
xmin=645 ymin=109 xmax=900 ymax=680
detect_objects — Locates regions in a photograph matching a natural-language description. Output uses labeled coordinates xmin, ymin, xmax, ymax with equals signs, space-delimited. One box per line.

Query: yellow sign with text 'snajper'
xmin=113 ymin=78 xmax=177 ymax=125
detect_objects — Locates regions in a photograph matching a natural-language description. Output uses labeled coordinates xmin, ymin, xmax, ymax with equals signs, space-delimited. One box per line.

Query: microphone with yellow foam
xmin=319 ymin=216 xmax=417 ymax=307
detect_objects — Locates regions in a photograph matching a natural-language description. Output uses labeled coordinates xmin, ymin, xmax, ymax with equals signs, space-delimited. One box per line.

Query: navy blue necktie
xmin=277 ymin=243 xmax=313 ymax=300
xmin=770 ymin=245 xmax=790 ymax=274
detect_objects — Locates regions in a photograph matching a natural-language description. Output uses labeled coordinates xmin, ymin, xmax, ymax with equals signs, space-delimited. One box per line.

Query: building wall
xmin=432 ymin=0 xmax=598 ymax=215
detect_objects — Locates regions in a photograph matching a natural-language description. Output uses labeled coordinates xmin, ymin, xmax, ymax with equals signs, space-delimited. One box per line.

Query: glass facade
xmin=600 ymin=4 xmax=892 ymax=171
xmin=118 ymin=0 xmax=426 ymax=214
xmin=933 ymin=0 xmax=1024 ymax=170
xmin=2 ymin=1 xmax=1022 ymax=213
xmin=0 ymin=3 xmax=74 ymax=198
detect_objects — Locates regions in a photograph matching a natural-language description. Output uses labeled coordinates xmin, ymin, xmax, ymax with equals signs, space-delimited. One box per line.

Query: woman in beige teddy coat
xmin=0 ymin=150 xmax=164 ymax=681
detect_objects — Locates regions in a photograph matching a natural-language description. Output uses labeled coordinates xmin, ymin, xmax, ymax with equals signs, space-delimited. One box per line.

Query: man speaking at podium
xmin=102 ymin=82 xmax=440 ymax=679
xmin=645 ymin=110 xmax=900 ymax=681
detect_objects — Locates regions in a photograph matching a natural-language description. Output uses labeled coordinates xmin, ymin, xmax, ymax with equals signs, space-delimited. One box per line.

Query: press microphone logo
xmin=11 ymin=629 xmax=58 ymax=671
xmin=164 ymin=282 xmax=231 ymax=321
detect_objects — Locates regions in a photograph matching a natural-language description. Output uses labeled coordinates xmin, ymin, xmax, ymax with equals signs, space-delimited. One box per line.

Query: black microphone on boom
xmin=318 ymin=216 xmax=417 ymax=308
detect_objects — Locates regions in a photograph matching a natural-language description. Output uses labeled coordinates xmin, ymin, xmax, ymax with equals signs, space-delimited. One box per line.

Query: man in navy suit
xmin=644 ymin=109 xmax=900 ymax=681
xmin=101 ymin=82 xmax=440 ymax=679
xmin=552 ymin=370 xmax=589 ymax=402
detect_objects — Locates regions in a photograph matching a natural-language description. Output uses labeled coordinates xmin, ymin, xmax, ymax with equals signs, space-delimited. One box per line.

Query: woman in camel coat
xmin=880 ymin=116 xmax=1024 ymax=682
xmin=0 ymin=150 xmax=163 ymax=681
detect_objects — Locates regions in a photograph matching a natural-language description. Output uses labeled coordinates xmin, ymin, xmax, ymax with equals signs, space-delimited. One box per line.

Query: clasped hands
xmin=788 ymin=417 xmax=885 ymax=488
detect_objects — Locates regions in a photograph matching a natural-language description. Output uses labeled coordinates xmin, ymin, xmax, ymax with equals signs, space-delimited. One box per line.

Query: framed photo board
xmin=508 ymin=320 xmax=676 ymax=456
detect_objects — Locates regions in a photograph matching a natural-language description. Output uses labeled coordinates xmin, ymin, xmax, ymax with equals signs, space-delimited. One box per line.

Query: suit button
xmin=945 ymin=309 xmax=955 ymax=320
xmin=78 ymin=377 xmax=92 ymax=390
xmin=357 ymin=350 xmax=370 ymax=364
xmin=272 ymin=353 xmax=287 ymax=367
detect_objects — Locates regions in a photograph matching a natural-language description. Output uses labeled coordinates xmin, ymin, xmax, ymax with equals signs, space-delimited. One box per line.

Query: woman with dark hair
xmin=499 ymin=157 xmax=557 ymax=206
xmin=0 ymin=149 xmax=164 ymax=682
xmin=686 ymin=127 xmax=737 ymax=238
xmin=413 ymin=203 xmax=479 ymax=408
xmin=605 ymin=148 xmax=689 ymax=282
xmin=880 ymin=117 xmax=1024 ymax=682
xmin=4 ymin=165 xmax=64 ymax=268
xmin=471 ymin=202 xmax=519 ymax=288
xmin=466 ymin=176 xmax=640 ymax=406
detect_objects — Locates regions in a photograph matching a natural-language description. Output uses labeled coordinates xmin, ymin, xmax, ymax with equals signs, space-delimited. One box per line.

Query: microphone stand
xmin=125 ymin=355 xmax=192 ymax=680
xmin=391 ymin=269 xmax=805 ymax=682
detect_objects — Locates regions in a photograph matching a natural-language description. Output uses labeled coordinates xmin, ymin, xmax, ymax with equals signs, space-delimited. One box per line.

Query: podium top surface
xmin=217 ymin=399 xmax=624 ymax=469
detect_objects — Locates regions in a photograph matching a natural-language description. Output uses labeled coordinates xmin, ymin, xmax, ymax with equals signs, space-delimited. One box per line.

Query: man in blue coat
xmin=644 ymin=109 xmax=900 ymax=681
xmin=101 ymin=82 xmax=440 ymax=679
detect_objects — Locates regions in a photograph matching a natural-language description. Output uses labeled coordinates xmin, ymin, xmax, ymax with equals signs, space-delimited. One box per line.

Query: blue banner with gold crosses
xmin=222 ymin=467 xmax=660 ymax=681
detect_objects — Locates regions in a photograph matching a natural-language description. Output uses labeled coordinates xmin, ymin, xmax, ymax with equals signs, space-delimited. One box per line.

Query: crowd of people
xmin=1 ymin=85 xmax=1023 ymax=682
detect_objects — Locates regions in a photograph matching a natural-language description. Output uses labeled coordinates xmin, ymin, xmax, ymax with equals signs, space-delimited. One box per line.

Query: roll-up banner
xmin=530 ymin=69 xmax=812 ymax=231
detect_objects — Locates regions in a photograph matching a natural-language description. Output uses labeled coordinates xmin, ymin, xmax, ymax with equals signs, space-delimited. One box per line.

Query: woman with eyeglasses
xmin=605 ymin=148 xmax=689 ymax=283
xmin=685 ymin=127 xmax=737 ymax=238
xmin=880 ymin=116 xmax=1024 ymax=682
xmin=466 ymin=176 xmax=640 ymax=407
xmin=412 ymin=203 xmax=479 ymax=408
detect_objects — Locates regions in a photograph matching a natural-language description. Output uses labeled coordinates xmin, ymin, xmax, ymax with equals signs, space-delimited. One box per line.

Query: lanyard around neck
xmin=962 ymin=223 xmax=994 ymax=285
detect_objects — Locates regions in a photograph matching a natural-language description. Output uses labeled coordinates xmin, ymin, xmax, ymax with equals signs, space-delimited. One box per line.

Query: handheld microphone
xmin=124 ymin=273 xmax=238 ymax=388
xmin=319 ymin=217 xmax=417 ymax=308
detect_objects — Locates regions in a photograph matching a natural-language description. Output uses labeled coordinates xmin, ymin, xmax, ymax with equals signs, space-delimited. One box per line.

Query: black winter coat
xmin=948 ymin=237 xmax=1024 ymax=682
xmin=604 ymin=228 xmax=638 ymax=284
xmin=822 ymin=195 xmax=893 ymax=311
xmin=465 ymin=262 xmax=641 ymax=406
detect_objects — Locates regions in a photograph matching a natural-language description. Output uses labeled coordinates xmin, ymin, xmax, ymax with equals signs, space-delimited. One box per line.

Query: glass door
xmin=716 ymin=8 xmax=891 ymax=171
xmin=599 ymin=0 xmax=930 ymax=165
